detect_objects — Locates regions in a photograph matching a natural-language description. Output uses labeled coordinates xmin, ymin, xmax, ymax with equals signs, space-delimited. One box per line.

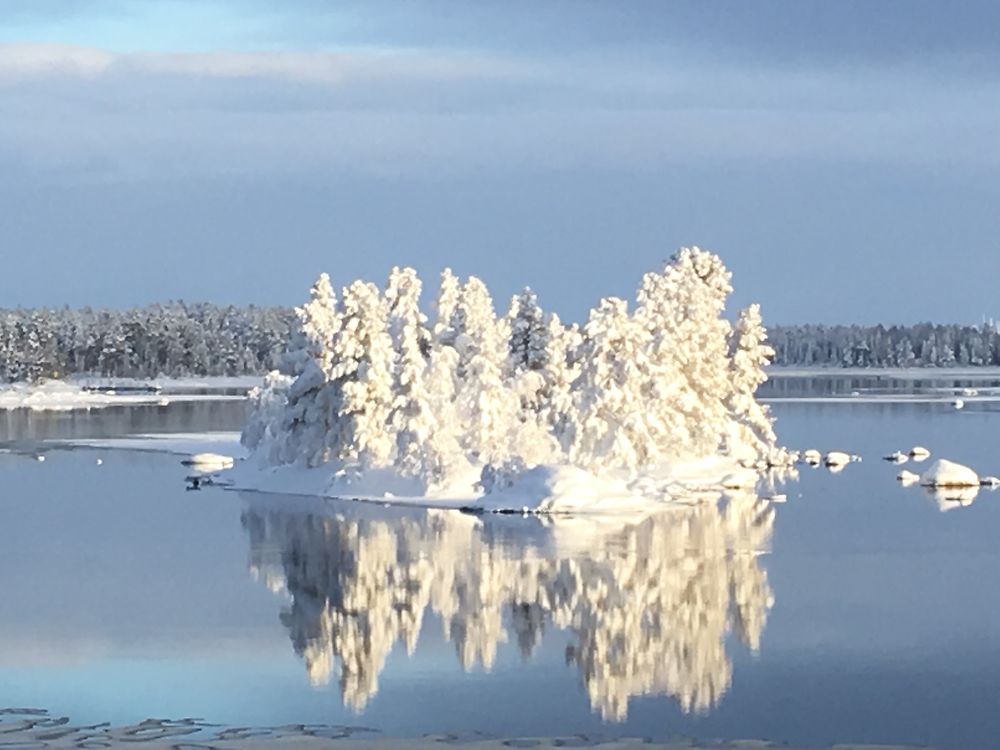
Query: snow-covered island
xmin=237 ymin=247 xmax=793 ymax=513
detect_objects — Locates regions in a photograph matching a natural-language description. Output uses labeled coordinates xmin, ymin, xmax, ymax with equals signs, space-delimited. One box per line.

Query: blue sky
xmin=1 ymin=1 xmax=998 ymax=324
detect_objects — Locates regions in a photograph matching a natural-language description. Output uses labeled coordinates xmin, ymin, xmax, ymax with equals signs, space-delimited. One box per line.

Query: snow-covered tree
xmin=726 ymin=304 xmax=778 ymax=462
xmin=446 ymin=277 xmax=520 ymax=465
xmin=506 ymin=287 xmax=548 ymax=373
xmin=242 ymin=370 xmax=294 ymax=465
xmin=384 ymin=266 xmax=455 ymax=483
xmin=635 ymin=248 xmax=734 ymax=459
xmin=285 ymin=273 xmax=339 ymax=377
xmin=323 ymin=280 xmax=395 ymax=470
xmin=432 ymin=268 xmax=461 ymax=347
xmin=569 ymin=298 xmax=658 ymax=471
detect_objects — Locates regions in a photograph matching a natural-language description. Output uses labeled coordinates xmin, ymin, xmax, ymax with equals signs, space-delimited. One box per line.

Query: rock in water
xmin=920 ymin=459 xmax=979 ymax=488
xmin=824 ymin=451 xmax=851 ymax=468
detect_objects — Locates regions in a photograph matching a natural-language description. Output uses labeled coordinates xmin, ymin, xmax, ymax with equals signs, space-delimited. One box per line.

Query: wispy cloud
xmin=0 ymin=42 xmax=531 ymax=83
xmin=1 ymin=41 xmax=998 ymax=185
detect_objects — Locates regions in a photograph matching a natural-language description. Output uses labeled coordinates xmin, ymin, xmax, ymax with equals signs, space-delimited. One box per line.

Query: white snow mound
xmin=919 ymin=459 xmax=979 ymax=488
xmin=824 ymin=451 xmax=851 ymax=467
xmin=477 ymin=459 xmax=751 ymax=514
xmin=897 ymin=470 xmax=920 ymax=486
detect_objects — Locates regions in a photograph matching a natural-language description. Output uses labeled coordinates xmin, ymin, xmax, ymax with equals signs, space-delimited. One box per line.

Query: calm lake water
xmin=1 ymin=380 xmax=999 ymax=749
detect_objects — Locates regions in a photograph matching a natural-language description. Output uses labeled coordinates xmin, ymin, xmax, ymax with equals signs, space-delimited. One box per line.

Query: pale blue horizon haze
xmin=1 ymin=1 xmax=998 ymax=325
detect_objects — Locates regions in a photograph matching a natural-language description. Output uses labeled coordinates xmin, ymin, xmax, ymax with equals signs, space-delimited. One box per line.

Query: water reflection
xmin=925 ymin=485 xmax=979 ymax=512
xmin=241 ymin=493 xmax=775 ymax=721
xmin=0 ymin=399 xmax=247 ymax=443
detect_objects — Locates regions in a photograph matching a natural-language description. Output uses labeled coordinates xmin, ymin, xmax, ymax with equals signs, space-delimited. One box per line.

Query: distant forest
xmin=0 ymin=303 xmax=295 ymax=382
xmin=768 ymin=323 xmax=1000 ymax=368
xmin=2 ymin=303 xmax=1000 ymax=383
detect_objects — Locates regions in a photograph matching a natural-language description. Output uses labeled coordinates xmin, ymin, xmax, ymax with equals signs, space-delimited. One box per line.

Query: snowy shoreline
xmin=228 ymin=455 xmax=762 ymax=515
xmin=0 ymin=378 xmax=255 ymax=411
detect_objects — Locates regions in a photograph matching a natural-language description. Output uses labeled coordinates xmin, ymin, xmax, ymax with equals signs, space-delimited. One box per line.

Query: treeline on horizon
xmin=0 ymin=303 xmax=295 ymax=382
xmin=2 ymin=303 xmax=999 ymax=383
xmin=767 ymin=323 xmax=1000 ymax=367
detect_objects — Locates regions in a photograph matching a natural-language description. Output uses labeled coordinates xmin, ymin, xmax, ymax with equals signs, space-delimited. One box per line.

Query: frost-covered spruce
xmin=242 ymin=370 xmax=294 ymax=465
xmin=570 ymin=297 xmax=659 ymax=471
xmin=450 ymin=277 xmax=520 ymax=465
xmin=432 ymin=268 xmax=462 ymax=347
xmin=323 ymin=280 xmax=395 ymax=470
xmin=726 ymin=304 xmax=778 ymax=462
xmin=506 ymin=287 xmax=549 ymax=373
xmin=284 ymin=272 xmax=340 ymax=377
xmin=656 ymin=248 xmax=735 ymax=457
xmin=384 ymin=266 xmax=455 ymax=483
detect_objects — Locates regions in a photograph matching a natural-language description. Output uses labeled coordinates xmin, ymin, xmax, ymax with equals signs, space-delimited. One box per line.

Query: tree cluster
xmin=244 ymin=248 xmax=782 ymax=484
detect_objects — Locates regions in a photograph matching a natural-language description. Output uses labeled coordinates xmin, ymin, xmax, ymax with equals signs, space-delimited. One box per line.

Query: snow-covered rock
xmin=478 ymin=458 xmax=752 ymax=514
xmin=721 ymin=469 xmax=759 ymax=490
xmin=952 ymin=399 xmax=965 ymax=410
xmin=919 ymin=459 xmax=979 ymax=488
xmin=909 ymin=446 xmax=931 ymax=461
xmin=897 ymin=470 xmax=920 ymax=486
xmin=802 ymin=449 xmax=821 ymax=465
xmin=979 ymin=475 xmax=1000 ymax=489
xmin=883 ymin=451 xmax=908 ymax=464
xmin=824 ymin=451 xmax=851 ymax=468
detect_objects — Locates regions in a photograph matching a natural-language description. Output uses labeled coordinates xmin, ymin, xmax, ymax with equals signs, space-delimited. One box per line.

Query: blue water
xmin=1 ymin=389 xmax=999 ymax=749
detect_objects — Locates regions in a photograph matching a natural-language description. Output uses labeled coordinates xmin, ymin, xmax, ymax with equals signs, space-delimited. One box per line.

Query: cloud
xmin=0 ymin=42 xmax=531 ymax=84
xmin=0 ymin=42 xmax=114 ymax=75
xmin=0 ymin=41 xmax=998 ymax=185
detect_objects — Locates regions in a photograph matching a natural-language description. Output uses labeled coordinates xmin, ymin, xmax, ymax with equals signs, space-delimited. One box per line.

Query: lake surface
xmin=2 ymin=380 xmax=999 ymax=749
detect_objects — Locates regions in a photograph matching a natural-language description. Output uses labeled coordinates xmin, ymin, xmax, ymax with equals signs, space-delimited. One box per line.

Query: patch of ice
xmin=0 ymin=380 xmax=246 ymax=411
xmin=57 ymin=432 xmax=245 ymax=459
xmin=182 ymin=452 xmax=236 ymax=469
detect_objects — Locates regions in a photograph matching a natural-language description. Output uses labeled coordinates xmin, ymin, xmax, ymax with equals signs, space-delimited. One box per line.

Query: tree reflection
xmin=240 ymin=493 xmax=775 ymax=719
